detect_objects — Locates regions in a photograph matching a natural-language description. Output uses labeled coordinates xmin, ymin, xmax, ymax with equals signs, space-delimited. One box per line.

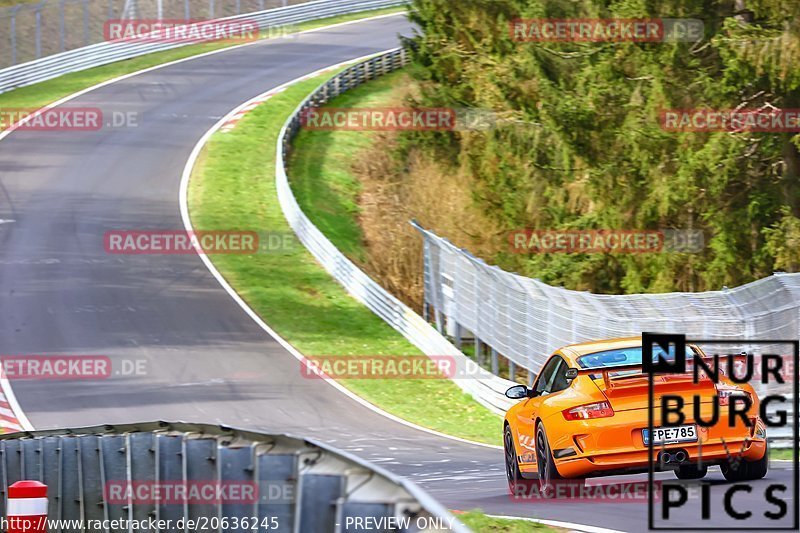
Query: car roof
xmin=557 ymin=336 xmax=643 ymax=364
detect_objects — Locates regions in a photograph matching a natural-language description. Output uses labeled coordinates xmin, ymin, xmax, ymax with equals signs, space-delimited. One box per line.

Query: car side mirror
xmin=565 ymin=368 xmax=579 ymax=381
xmin=505 ymin=385 xmax=533 ymax=399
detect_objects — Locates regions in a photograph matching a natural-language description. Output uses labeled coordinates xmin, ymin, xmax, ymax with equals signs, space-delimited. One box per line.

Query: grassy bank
xmin=772 ymin=448 xmax=793 ymax=460
xmin=457 ymin=511 xmax=558 ymax=532
xmin=288 ymin=72 xmax=409 ymax=261
xmin=0 ymin=6 xmax=405 ymax=109
xmin=187 ymin=72 xmax=503 ymax=445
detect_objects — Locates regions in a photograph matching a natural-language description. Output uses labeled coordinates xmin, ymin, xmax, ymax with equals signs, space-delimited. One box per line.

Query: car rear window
xmin=577 ymin=345 xmax=697 ymax=370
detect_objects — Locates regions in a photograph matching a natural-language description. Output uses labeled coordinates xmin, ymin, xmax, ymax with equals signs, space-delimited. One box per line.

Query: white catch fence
xmin=415 ymin=224 xmax=800 ymax=372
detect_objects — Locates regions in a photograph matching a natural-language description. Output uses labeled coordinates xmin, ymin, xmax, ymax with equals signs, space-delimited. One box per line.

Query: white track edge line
xmin=0 ymin=10 xmax=409 ymax=434
xmin=485 ymin=514 xmax=626 ymax=533
xmin=178 ymin=55 xmax=503 ymax=451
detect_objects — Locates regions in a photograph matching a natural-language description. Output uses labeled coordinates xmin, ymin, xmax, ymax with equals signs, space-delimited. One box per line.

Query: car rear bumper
xmin=553 ymin=438 xmax=766 ymax=478
xmin=540 ymin=410 xmax=767 ymax=479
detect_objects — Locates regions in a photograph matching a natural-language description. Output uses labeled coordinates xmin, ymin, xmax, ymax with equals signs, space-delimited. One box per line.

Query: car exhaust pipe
xmin=658 ymin=450 xmax=688 ymax=465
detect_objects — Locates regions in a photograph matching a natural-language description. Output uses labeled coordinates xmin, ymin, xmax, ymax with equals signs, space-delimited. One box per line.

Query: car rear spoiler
xmin=566 ymin=363 xmax=645 ymax=390
xmin=565 ymin=353 xmax=747 ymax=390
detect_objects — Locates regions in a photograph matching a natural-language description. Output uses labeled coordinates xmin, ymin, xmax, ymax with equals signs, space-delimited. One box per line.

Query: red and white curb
xmin=219 ymin=65 xmax=342 ymax=133
xmin=0 ymin=370 xmax=32 ymax=433
xmin=0 ymin=399 xmax=24 ymax=433
xmin=220 ymin=89 xmax=285 ymax=132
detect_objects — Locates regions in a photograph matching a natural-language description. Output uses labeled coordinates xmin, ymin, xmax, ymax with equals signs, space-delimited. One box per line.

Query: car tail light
xmin=716 ymin=386 xmax=752 ymax=406
xmin=563 ymin=401 xmax=614 ymax=421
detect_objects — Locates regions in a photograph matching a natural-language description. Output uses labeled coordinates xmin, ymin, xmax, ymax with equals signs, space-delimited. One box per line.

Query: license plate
xmin=642 ymin=425 xmax=697 ymax=445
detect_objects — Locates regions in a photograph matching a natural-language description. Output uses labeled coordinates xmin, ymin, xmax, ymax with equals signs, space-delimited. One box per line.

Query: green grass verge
xmin=187 ymin=72 xmax=503 ymax=445
xmin=288 ymin=70 xmax=407 ymax=261
xmin=0 ymin=6 xmax=406 ymax=109
xmin=772 ymin=448 xmax=793 ymax=460
xmin=456 ymin=511 xmax=557 ymax=532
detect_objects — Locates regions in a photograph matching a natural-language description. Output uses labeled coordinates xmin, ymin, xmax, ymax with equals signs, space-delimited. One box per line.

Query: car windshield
xmin=577 ymin=345 xmax=696 ymax=369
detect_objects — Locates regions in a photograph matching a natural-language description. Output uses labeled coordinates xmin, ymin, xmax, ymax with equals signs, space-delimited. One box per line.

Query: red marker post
xmin=5 ymin=481 xmax=48 ymax=533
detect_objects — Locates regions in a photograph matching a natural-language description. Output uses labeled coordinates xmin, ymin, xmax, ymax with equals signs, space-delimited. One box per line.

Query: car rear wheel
xmin=674 ymin=464 xmax=708 ymax=480
xmin=721 ymin=445 xmax=768 ymax=482
xmin=536 ymin=423 xmax=585 ymax=498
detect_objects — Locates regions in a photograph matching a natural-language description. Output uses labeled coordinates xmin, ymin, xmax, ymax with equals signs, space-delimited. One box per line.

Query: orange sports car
xmin=503 ymin=337 xmax=768 ymax=496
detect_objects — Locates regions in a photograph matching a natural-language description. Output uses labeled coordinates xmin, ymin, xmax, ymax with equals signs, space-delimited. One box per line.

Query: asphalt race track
xmin=0 ymin=14 xmax=795 ymax=532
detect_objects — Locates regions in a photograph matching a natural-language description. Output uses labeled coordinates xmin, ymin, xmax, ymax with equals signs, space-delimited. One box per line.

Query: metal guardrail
xmin=0 ymin=0 xmax=304 ymax=70
xmin=0 ymin=422 xmax=468 ymax=532
xmin=0 ymin=0 xmax=407 ymax=94
xmin=275 ymin=48 xmax=517 ymax=415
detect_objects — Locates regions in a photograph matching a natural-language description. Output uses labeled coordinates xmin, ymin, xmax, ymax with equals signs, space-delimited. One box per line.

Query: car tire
xmin=674 ymin=464 xmax=708 ymax=480
xmin=721 ymin=445 xmax=769 ymax=482
xmin=536 ymin=423 xmax=585 ymax=498
xmin=504 ymin=425 xmax=533 ymax=497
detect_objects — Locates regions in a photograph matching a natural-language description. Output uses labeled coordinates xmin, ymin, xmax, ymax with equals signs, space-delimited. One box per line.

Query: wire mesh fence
xmin=0 ymin=0 xmax=306 ymax=68
xmin=414 ymin=223 xmax=800 ymax=374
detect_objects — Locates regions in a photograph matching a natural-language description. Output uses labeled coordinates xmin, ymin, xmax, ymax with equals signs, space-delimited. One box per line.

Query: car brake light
xmin=716 ymin=386 xmax=751 ymax=406
xmin=563 ymin=401 xmax=614 ymax=421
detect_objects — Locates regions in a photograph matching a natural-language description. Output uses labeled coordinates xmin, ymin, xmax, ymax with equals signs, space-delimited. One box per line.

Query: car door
xmin=515 ymin=355 xmax=565 ymax=462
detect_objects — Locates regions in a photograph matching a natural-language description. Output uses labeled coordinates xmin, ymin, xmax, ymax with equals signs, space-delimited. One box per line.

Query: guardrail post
xmin=475 ymin=339 xmax=482 ymax=366
xmin=59 ymin=0 xmax=67 ymax=53
xmin=83 ymin=0 xmax=90 ymax=47
xmin=454 ymin=322 xmax=462 ymax=350
xmin=491 ymin=348 xmax=499 ymax=376
xmin=434 ymin=309 xmax=444 ymax=334
xmin=508 ymin=360 xmax=516 ymax=382
xmin=35 ymin=8 xmax=42 ymax=59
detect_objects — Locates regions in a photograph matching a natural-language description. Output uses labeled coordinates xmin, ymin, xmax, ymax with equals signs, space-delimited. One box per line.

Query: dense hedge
xmin=402 ymin=0 xmax=800 ymax=294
